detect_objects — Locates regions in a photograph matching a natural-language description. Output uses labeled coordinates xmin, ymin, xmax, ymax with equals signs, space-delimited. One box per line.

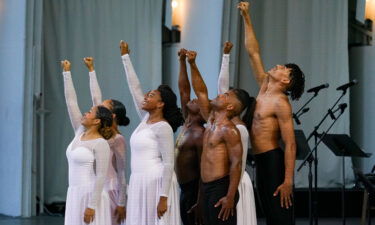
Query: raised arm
xmin=120 ymin=41 xmax=146 ymax=119
xmin=238 ymin=2 xmax=268 ymax=86
xmin=215 ymin=124 xmax=243 ymax=221
xmin=187 ymin=51 xmax=211 ymax=121
xmin=217 ymin=41 xmax=233 ymax=94
xmin=178 ymin=48 xmax=190 ymax=118
xmin=61 ymin=60 xmax=83 ymax=133
xmin=87 ymin=140 xmax=110 ymax=210
xmin=273 ymin=97 xmax=296 ymax=209
xmin=84 ymin=57 xmax=103 ymax=106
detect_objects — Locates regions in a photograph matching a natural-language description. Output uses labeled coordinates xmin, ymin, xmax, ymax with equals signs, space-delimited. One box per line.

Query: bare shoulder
xmin=221 ymin=120 xmax=240 ymax=137
xmin=274 ymin=94 xmax=292 ymax=116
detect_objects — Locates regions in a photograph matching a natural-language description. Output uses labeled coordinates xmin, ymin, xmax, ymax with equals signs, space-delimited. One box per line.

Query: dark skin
xmin=238 ymin=1 xmax=296 ymax=209
xmin=187 ymin=51 xmax=243 ymax=221
xmin=176 ymin=48 xmax=204 ymax=184
xmin=176 ymin=48 xmax=205 ymax=225
xmin=120 ymin=40 xmax=168 ymax=219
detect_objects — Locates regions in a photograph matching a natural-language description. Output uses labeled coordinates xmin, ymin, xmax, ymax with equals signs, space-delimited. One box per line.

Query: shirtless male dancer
xmin=238 ymin=2 xmax=305 ymax=225
xmin=175 ymin=48 xmax=205 ymax=225
xmin=187 ymin=50 xmax=243 ymax=225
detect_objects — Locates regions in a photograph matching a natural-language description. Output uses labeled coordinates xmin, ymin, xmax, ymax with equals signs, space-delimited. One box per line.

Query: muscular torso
xmin=175 ymin=125 xmax=204 ymax=184
xmin=250 ymin=93 xmax=281 ymax=154
xmin=200 ymin=119 xmax=231 ymax=183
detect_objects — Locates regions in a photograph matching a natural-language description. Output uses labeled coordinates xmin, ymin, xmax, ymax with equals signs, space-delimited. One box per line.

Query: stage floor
xmin=0 ymin=215 xmax=363 ymax=225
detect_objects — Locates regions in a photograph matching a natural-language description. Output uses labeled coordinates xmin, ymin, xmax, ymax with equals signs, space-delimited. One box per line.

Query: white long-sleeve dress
xmin=218 ymin=54 xmax=258 ymax=225
xmin=62 ymin=71 xmax=111 ymax=225
xmin=89 ymin=71 xmax=127 ymax=225
xmin=121 ymin=54 xmax=182 ymax=225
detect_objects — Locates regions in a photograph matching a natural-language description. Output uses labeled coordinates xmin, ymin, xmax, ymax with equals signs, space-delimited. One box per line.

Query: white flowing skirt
xmin=64 ymin=184 xmax=111 ymax=225
xmin=126 ymin=168 xmax=181 ymax=225
xmin=237 ymin=171 xmax=257 ymax=225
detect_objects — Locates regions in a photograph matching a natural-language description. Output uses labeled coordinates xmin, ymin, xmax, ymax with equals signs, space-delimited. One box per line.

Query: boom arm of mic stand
xmin=297 ymin=107 xmax=347 ymax=172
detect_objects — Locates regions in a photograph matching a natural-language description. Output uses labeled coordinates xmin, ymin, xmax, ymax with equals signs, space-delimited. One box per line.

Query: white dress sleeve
xmin=217 ymin=54 xmax=230 ymax=95
xmin=113 ymin=135 xmax=127 ymax=206
xmin=63 ymin=71 xmax=83 ymax=133
xmin=121 ymin=54 xmax=146 ymax=119
xmin=88 ymin=139 xmax=111 ymax=209
xmin=89 ymin=70 xmax=103 ymax=106
xmin=154 ymin=123 xmax=174 ymax=197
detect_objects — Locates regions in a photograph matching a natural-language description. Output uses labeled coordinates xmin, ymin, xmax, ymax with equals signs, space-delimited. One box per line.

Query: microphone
xmin=307 ymin=83 xmax=329 ymax=94
xmin=338 ymin=103 xmax=348 ymax=113
xmin=336 ymin=80 xmax=358 ymax=92
xmin=293 ymin=113 xmax=301 ymax=125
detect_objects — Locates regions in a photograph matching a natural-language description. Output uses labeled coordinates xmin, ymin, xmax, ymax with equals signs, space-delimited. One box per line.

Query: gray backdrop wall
xmin=43 ymin=0 xmax=163 ymax=204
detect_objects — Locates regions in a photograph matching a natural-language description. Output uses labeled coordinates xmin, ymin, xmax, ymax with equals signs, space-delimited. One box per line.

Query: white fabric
xmin=62 ymin=71 xmax=111 ymax=224
xmin=121 ymin=54 xmax=181 ymax=225
xmin=217 ymin=54 xmax=230 ymax=95
xmin=217 ymin=55 xmax=257 ymax=225
xmin=89 ymin=70 xmax=127 ymax=207
xmin=43 ymin=0 xmax=163 ymax=204
xmin=232 ymin=0 xmax=351 ymax=187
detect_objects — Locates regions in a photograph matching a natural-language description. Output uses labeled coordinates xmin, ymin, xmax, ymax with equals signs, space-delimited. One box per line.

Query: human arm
xmin=217 ymin=41 xmax=233 ymax=94
xmin=178 ymin=48 xmax=191 ymax=118
xmin=84 ymin=57 xmax=103 ymax=106
xmin=187 ymin=51 xmax=211 ymax=121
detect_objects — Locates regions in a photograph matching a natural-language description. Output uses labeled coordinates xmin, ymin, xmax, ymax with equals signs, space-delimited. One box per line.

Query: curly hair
xmin=285 ymin=63 xmax=305 ymax=101
xmin=96 ymin=106 xmax=114 ymax=140
xmin=157 ymin=84 xmax=184 ymax=132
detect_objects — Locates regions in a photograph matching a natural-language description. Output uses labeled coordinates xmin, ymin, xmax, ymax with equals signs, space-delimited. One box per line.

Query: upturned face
xmin=186 ymin=98 xmax=200 ymax=114
xmin=141 ymin=90 xmax=164 ymax=111
xmin=268 ymin=64 xmax=292 ymax=85
xmin=81 ymin=106 xmax=100 ymax=127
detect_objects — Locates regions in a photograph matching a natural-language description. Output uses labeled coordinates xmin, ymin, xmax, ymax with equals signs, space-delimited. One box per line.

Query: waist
xmin=202 ymin=175 xmax=230 ymax=187
xmin=131 ymin=158 xmax=163 ymax=173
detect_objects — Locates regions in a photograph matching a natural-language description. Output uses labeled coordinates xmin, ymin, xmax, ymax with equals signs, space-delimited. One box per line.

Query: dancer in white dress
xmin=119 ymin=41 xmax=183 ymax=225
xmin=217 ymin=42 xmax=258 ymax=225
xmin=83 ymin=57 xmax=129 ymax=225
xmin=61 ymin=60 xmax=112 ymax=225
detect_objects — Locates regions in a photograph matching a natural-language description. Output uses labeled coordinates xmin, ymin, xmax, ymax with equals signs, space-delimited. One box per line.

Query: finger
xmin=273 ymin=187 xmax=280 ymax=196
xmin=288 ymin=195 xmax=293 ymax=206
xmin=218 ymin=207 xmax=224 ymax=219
xmin=214 ymin=200 xmax=222 ymax=208
xmin=224 ymin=208 xmax=230 ymax=221
xmin=280 ymin=193 xmax=284 ymax=208
xmin=231 ymin=208 xmax=234 ymax=216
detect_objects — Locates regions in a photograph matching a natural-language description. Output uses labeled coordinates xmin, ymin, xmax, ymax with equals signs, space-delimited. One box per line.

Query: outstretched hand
xmin=178 ymin=48 xmax=188 ymax=61
xmin=61 ymin=60 xmax=71 ymax=72
xmin=223 ymin=41 xmax=233 ymax=54
xmin=273 ymin=181 xmax=293 ymax=209
xmin=186 ymin=51 xmax=197 ymax=64
xmin=119 ymin=40 xmax=130 ymax=56
xmin=214 ymin=196 xmax=235 ymax=221
xmin=237 ymin=1 xmax=249 ymax=16
xmin=83 ymin=57 xmax=94 ymax=72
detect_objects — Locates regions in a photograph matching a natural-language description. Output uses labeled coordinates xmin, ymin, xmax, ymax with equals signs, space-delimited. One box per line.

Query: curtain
xmin=43 ymin=0 xmax=163 ymax=203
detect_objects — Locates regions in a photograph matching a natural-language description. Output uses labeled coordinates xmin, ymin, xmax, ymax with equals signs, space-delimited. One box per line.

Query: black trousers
xmin=202 ymin=176 xmax=239 ymax=225
xmin=254 ymin=148 xmax=294 ymax=225
xmin=180 ymin=179 xmax=200 ymax=225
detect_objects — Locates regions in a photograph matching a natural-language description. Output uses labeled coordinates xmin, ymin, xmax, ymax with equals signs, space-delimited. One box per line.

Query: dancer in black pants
xmin=238 ymin=2 xmax=305 ymax=225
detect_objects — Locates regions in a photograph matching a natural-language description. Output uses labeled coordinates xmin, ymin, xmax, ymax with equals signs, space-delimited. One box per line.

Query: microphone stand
xmin=298 ymin=88 xmax=348 ymax=225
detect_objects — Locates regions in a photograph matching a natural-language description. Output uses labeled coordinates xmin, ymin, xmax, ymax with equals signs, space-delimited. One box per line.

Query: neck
xmin=84 ymin=125 xmax=100 ymax=136
xmin=231 ymin=116 xmax=243 ymax=125
xmin=266 ymin=79 xmax=286 ymax=96
xmin=112 ymin=122 xmax=120 ymax=134
xmin=185 ymin=113 xmax=204 ymax=127
xmin=213 ymin=110 xmax=230 ymax=123
xmin=147 ymin=108 xmax=164 ymax=123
